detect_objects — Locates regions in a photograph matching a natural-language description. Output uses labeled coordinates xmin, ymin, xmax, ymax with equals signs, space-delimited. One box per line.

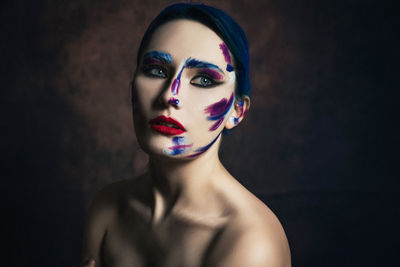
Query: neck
xmin=147 ymin=136 xmax=225 ymax=224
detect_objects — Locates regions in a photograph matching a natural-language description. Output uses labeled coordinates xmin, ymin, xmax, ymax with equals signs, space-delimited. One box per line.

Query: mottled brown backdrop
xmin=3 ymin=0 xmax=398 ymax=266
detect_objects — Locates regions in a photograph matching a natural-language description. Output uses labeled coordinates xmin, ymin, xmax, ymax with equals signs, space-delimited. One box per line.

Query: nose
xmin=156 ymin=77 xmax=181 ymax=109
xmin=156 ymin=58 xmax=188 ymax=109
xmin=168 ymin=97 xmax=180 ymax=107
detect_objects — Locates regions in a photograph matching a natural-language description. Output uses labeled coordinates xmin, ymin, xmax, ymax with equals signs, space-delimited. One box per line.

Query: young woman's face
xmin=132 ymin=19 xmax=237 ymax=159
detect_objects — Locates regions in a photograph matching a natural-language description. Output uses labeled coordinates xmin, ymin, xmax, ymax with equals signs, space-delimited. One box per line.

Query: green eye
xmin=190 ymin=76 xmax=216 ymax=88
xmin=143 ymin=65 xmax=167 ymax=78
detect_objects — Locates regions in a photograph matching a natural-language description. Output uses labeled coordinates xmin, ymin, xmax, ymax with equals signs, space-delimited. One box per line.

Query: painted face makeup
xmin=205 ymin=92 xmax=235 ymax=131
xmin=133 ymin=20 xmax=237 ymax=160
xmin=219 ymin=43 xmax=234 ymax=72
xmin=187 ymin=132 xmax=222 ymax=158
xmin=197 ymin=68 xmax=223 ymax=80
xmin=171 ymin=57 xmax=225 ymax=95
xmin=170 ymin=59 xmax=187 ymax=95
xmin=185 ymin=58 xmax=224 ymax=72
xmin=142 ymin=50 xmax=173 ymax=65
xmin=168 ymin=97 xmax=180 ymax=106
xmin=164 ymin=136 xmax=193 ymax=156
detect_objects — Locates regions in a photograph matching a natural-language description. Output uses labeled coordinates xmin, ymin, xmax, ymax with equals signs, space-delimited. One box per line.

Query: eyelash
xmin=190 ymin=74 xmax=221 ymax=88
xmin=142 ymin=65 xmax=168 ymax=78
xmin=141 ymin=65 xmax=222 ymax=88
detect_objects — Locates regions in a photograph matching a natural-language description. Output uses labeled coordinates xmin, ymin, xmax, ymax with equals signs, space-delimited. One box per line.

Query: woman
xmin=80 ymin=3 xmax=291 ymax=267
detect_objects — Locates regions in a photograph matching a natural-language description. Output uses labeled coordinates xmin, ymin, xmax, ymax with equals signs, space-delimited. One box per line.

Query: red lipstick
xmin=149 ymin=115 xmax=186 ymax=135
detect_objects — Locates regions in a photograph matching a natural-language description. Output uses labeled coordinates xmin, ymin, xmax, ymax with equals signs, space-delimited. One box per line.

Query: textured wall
xmin=3 ymin=0 xmax=398 ymax=266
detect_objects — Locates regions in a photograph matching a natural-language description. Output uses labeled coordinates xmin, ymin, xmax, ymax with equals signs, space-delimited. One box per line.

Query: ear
xmin=225 ymin=95 xmax=250 ymax=130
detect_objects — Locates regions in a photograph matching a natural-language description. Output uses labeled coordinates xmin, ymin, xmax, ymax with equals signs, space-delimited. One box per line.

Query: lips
xmin=149 ymin=115 xmax=186 ymax=135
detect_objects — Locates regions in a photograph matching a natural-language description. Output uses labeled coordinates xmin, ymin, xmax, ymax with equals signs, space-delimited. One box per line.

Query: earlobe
xmin=225 ymin=96 xmax=250 ymax=130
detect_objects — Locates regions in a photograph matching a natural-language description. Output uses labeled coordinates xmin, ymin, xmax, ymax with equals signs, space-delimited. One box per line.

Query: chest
xmin=102 ymin=215 xmax=220 ymax=267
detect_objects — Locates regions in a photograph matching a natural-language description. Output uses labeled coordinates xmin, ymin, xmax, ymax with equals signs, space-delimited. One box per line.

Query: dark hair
xmin=136 ymin=3 xmax=251 ymax=97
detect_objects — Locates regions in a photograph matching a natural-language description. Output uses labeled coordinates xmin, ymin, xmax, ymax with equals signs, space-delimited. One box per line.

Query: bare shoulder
xmin=86 ymin=173 xmax=151 ymax=221
xmin=81 ymin=174 xmax=150 ymax=263
xmin=208 ymin=177 xmax=291 ymax=267
xmin=210 ymin=222 xmax=291 ymax=267
xmin=86 ymin=178 xmax=131 ymax=222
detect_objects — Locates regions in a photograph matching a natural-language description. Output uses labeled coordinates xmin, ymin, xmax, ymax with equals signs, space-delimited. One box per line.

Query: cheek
xmin=186 ymin=101 xmax=209 ymax=126
xmin=203 ymin=92 xmax=235 ymax=131
xmin=133 ymin=77 xmax=162 ymax=110
xmin=180 ymin=100 xmax=212 ymax=142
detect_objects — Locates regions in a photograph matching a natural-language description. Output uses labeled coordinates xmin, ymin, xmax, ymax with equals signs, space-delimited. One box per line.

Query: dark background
xmin=3 ymin=0 xmax=398 ymax=266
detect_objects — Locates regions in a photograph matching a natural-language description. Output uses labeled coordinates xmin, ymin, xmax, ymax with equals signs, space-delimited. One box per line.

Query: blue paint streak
xmin=171 ymin=66 xmax=185 ymax=95
xmin=168 ymin=98 xmax=179 ymax=105
xmin=185 ymin=58 xmax=224 ymax=73
xmin=177 ymin=65 xmax=185 ymax=80
xmin=167 ymin=136 xmax=187 ymax=155
xmin=143 ymin=51 xmax=172 ymax=64
xmin=208 ymin=109 xmax=231 ymax=121
xmin=226 ymin=64 xmax=234 ymax=72
xmin=207 ymin=97 xmax=235 ymax=121
xmin=195 ymin=132 xmax=221 ymax=153
xmin=173 ymin=136 xmax=185 ymax=145
xmin=169 ymin=148 xmax=186 ymax=155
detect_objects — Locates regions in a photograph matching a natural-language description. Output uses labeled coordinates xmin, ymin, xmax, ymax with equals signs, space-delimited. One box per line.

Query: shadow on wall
xmin=3 ymin=0 xmax=138 ymax=265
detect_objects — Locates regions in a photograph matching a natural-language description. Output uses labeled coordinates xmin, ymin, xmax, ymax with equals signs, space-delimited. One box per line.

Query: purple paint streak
xmin=168 ymin=144 xmax=192 ymax=150
xmin=142 ymin=57 xmax=161 ymax=65
xmin=219 ymin=43 xmax=231 ymax=64
xmin=168 ymin=97 xmax=179 ymax=106
xmin=142 ymin=51 xmax=172 ymax=64
xmin=187 ymin=132 xmax=221 ymax=158
xmin=219 ymin=43 xmax=234 ymax=72
xmin=166 ymin=137 xmax=192 ymax=155
xmin=205 ymin=97 xmax=229 ymax=117
xmin=171 ymin=77 xmax=181 ymax=95
xmin=204 ymin=93 xmax=235 ymax=131
xmin=209 ymin=117 xmax=224 ymax=131
xmin=205 ymin=93 xmax=234 ymax=119
xmin=199 ymin=68 xmax=223 ymax=80
xmin=171 ymin=60 xmax=189 ymax=95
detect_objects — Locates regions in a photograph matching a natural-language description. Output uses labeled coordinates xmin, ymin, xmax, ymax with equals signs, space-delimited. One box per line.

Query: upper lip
xmin=149 ymin=115 xmax=186 ymax=131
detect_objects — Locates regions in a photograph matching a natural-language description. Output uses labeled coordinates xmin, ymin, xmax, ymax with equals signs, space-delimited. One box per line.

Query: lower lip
xmin=150 ymin=124 xmax=185 ymax=135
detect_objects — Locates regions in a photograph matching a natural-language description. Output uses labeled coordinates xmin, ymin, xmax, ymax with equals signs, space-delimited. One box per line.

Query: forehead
xmin=144 ymin=19 xmax=226 ymax=63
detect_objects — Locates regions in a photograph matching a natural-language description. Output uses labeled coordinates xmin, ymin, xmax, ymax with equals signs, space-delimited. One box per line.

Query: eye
xmin=142 ymin=65 xmax=168 ymax=78
xmin=190 ymin=75 xmax=219 ymax=88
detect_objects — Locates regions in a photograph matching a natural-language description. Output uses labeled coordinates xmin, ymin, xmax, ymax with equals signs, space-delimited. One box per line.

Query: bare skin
xmin=81 ymin=155 xmax=290 ymax=266
xmin=80 ymin=19 xmax=291 ymax=267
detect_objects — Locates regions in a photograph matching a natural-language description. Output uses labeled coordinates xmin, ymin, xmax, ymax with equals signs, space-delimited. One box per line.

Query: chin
xmin=136 ymin=133 xmax=188 ymax=159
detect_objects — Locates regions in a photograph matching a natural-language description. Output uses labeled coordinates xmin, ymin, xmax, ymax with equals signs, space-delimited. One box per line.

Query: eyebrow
xmin=142 ymin=51 xmax=173 ymax=64
xmin=185 ymin=58 xmax=224 ymax=74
